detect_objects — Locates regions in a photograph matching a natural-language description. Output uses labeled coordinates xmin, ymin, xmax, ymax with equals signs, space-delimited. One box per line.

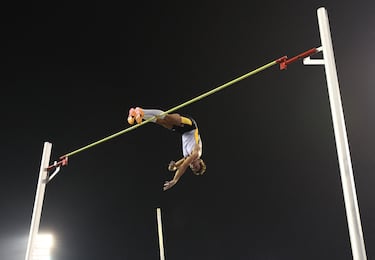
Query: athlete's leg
xmin=144 ymin=110 xmax=182 ymax=129
xmin=142 ymin=109 xmax=166 ymax=121
xmin=142 ymin=109 xmax=184 ymax=129
xmin=128 ymin=108 xmax=164 ymax=125
xmin=128 ymin=107 xmax=186 ymax=128
xmin=128 ymin=108 xmax=174 ymax=126
xmin=161 ymin=113 xmax=182 ymax=128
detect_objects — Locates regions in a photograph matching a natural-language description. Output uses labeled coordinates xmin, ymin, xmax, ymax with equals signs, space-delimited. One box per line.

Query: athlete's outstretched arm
xmin=163 ymin=149 xmax=199 ymax=191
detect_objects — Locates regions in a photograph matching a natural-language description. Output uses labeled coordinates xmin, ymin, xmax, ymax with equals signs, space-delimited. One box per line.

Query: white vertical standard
xmin=157 ymin=208 xmax=166 ymax=260
xmin=317 ymin=7 xmax=367 ymax=260
xmin=25 ymin=142 xmax=52 ymax=260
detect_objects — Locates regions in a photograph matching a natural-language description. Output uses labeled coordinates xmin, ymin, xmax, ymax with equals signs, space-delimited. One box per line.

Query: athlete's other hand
xmin=163 ymin=179 xmax=177 ymax=191
xmin=168 ymin=161 xmax=176 ymax=171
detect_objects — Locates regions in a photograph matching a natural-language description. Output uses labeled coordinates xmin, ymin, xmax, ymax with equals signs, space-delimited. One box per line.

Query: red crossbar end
xmin=61 ymin=156 xmax=68 ymax=166
xmin=278 ymin=48 xmax=318 ymax=70
xmin=46 ymin=156 xmax=69 ymax=171
xmin=276 ymin=56 xmax=288 ymax=70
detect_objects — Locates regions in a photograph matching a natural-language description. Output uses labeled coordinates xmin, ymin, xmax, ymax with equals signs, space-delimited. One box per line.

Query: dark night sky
xmin=1 ymin=1 xmax=375 ymax=259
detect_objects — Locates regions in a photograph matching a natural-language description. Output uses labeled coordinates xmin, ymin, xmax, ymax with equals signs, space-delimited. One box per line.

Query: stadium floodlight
xmin=31 ymin=234 xmax=54 ymax=260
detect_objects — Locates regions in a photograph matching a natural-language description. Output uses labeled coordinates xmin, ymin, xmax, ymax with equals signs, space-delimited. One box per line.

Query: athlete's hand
xmin=168 ymin=161 xmax=176 ymax=171
xmin=163 ymin=179 xmax=177 ymax=191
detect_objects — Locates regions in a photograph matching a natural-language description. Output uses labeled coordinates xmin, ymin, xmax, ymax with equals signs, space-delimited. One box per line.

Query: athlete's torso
xmin=170 ymin=116 xmax=202 ymax=157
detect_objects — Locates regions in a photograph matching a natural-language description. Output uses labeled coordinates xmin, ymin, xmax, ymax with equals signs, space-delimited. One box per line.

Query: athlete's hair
xmin=193 ymin=159 xmax=206 ymax=176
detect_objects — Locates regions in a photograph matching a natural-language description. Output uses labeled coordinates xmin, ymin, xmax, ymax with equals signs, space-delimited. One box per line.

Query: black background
xmin=1 ymin=1 xmax=375 ymax=259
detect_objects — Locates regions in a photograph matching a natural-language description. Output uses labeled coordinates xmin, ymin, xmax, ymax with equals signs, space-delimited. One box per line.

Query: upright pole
xmin=317 ymin=7 xmax=367 ymax=260
xmin=25 ymin=142 xmax=52 ymax=260
xmin=156 ymin=208 xmax=166 ymax=260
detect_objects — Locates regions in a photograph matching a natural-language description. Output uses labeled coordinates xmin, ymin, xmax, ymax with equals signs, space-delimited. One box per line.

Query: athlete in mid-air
xmin=127 ymin=107 xmax=206 ymax=191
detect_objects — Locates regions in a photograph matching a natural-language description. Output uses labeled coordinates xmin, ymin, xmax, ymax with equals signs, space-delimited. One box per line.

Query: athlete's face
xmin=190 ymin=159 xmax=201 ymax=174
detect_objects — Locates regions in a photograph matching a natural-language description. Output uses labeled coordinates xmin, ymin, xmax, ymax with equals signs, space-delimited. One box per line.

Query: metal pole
xmin=25 ymin=142 xmax=52 ymax=260
xmin=317 ymin=7 xmax=367 ymax=260
xmin=157 ymin=208 xmax=166 ymax=260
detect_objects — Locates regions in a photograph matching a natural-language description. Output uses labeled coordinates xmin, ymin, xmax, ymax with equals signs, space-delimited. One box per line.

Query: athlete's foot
xmin=135 ymin=107 xmax=144 ymax=124
xmin=127 ymin=108 xmax=136 ymax=125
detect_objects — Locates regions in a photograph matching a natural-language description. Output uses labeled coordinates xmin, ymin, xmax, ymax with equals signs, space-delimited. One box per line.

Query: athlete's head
xmin=190 ymin=158 xmax=206 ymax=175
